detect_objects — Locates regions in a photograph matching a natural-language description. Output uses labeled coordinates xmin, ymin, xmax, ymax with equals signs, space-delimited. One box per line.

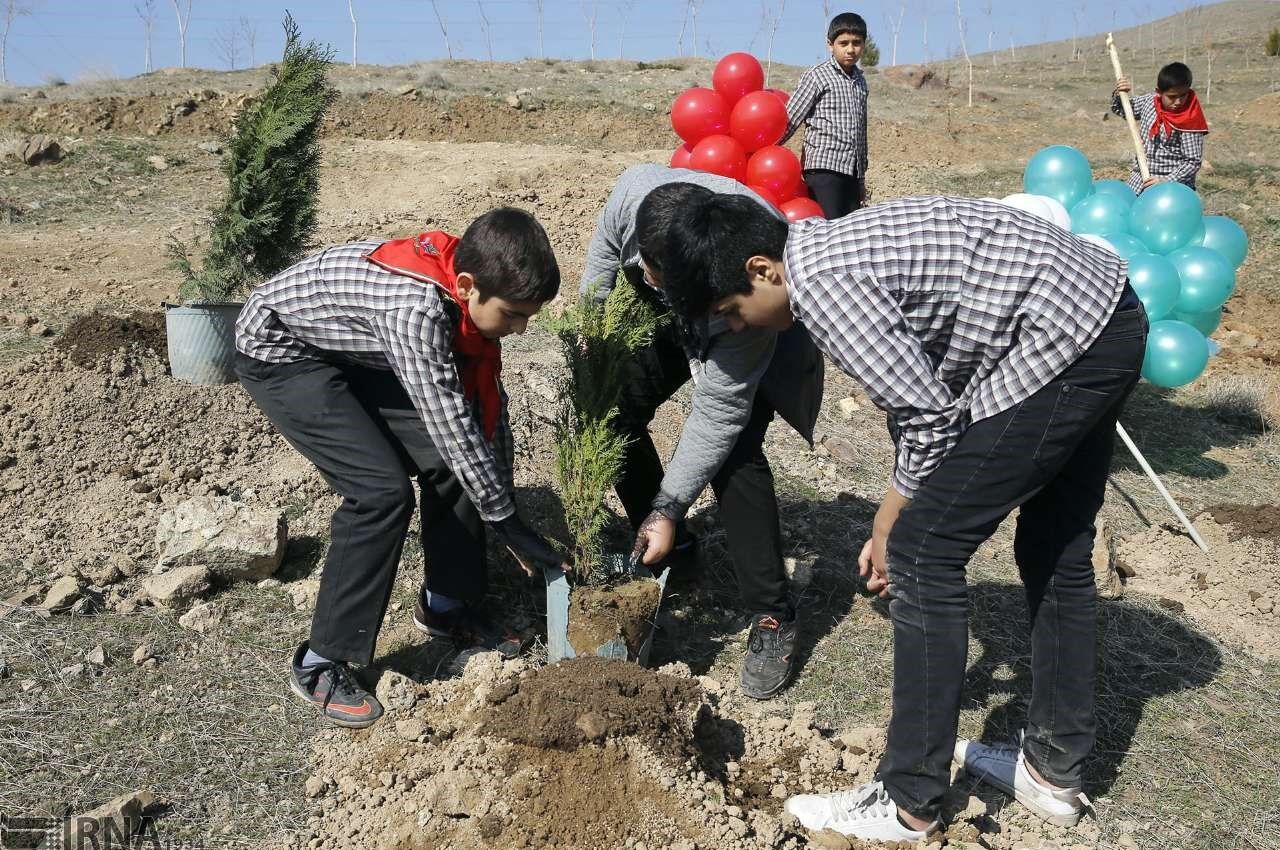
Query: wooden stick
xmin=1106 ymin=33 xmax=1151 ymax=183
xmin=1115 ymin=422 xmax=1209 ymax=553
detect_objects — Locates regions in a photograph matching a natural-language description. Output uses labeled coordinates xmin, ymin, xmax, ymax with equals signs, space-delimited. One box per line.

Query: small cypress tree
xmin=1266 ymin=27 xmax=1280 ymax=57
xmin=171 ymin=13 xmax=336 ymax=302
xmin=545 ymin=278 xmax=664 ymax=580
xmin=862 ymin=35 xmax=881 ymax=67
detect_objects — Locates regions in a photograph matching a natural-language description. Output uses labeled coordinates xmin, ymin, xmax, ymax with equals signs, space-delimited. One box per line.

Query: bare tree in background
xmin=887 ymin=2 xmax=905 ymax=65
xmin=919 ymin=0 xmax=930 ymax=62
xmin=135 ymin=0 xmax=156 ymax=74
xmin=478 ymin=1 xmax=493 ymax=61
xmin=241 ymin=16 xmax=257 ymax=66
xmin=1071 ymin=7 xmax=1080 ymax=60
xmin=170 ymin=0 xmax=192 ymax=69
xmin=347 ymin=0 xmax=358 ymax=66
xmin=955 ymin=0 xmax=972 ymax=107
xmin=676 ymin=1 xmax=690 ymax=56
xmin=617 ymin=0 xmax=635 ymax=59
xmin=428 ymin=0 xmax=452 ymax=60
xmin=214 ymin=21 xmax=241 ymax=69
xmin=982 ymin=0 xmax=994 ymax=65
xmin=532 ymin=0 xmax=544 ymax=58
xmin=820 ymin=0 xmax=831 ymax=60
xmin=581 ymin=0 xmax=599 ymax=60
xmin=1007 ymin=31 xmax=1016 ymax=62
xmin=0 ymin=0 xmax=27 ymax=85
xmin=1203 ymin=28 xmax=1215 ymax=103
xmin=764 ymin=0 xmax=786 ymax=84
xmin=690 ymin=0 xmax=703 ymax=59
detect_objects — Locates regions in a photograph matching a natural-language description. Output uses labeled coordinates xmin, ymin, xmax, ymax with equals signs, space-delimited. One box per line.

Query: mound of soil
xmin=480 ymin=656 xmax=702 ymax=755
xmin=53 ymin=310 xmax=166 ymax=367
xmin=1208 ymin=503 xmax=1280 ymax=543
xmin=1118 ymin=514 xmax=1280 ymax=658
xmin=567 ymin=578 xmax=662 ymax=658
xmin=1237 ymin=92 xmax=1280 ymax=128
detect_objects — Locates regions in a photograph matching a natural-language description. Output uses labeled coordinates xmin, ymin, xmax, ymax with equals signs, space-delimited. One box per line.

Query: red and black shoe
xmin=289 ymin=642 xmax=384 ymax=729
xmin=739 ymin=611 xmax=799 ymax=700
xmin=412 ymin=592 xmax=524 ymax=659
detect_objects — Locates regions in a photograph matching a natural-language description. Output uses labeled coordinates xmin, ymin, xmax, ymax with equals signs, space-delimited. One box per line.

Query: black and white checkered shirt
xmin=781 ymin=58 xmax=869 ymax=178
xmin=784 ymin=196 xmax=1127 ymax=497
xmin=1111 ymin=92 xmax=1206 ymax=192
xmin=236 ymin=242 xmax=516 ymax=522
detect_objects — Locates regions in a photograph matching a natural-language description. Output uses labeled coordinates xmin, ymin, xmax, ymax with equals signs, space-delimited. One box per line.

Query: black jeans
xmin=803 ymin=169 xmax=864 ymax=219
xmin=612 ymin=308 xmax=790 ymax=618
xmin=877 ymin=297 xmax=1148 ymax=819
xmin=236 ymin=353 xmax=486 ymax=665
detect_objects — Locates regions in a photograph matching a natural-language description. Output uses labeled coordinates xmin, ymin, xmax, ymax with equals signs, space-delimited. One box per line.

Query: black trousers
xmin=612 ymin=310 xmax=790 ymax=618
xmin=877 ymin=297 xmax=1148 ymax=818
xmin=803 ymin=169 xmax=864 ymax=219
xmin=236 ymin=353 xmax=486 ymax=665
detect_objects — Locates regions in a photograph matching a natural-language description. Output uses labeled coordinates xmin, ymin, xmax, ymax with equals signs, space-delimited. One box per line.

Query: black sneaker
xmin=739 ymin=612 xmax=798 ymax=700
xmin=288 ymin=642 xmax=384 ymax=729
xmin=413 ymin=592 xmax=524 ymax=659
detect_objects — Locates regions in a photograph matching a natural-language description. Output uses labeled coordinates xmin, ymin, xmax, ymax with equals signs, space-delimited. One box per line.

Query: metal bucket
xmin=164 ymin=302 xmax=244 ymax=385
xmin=545 ymin=554 xmax=670 ymax=665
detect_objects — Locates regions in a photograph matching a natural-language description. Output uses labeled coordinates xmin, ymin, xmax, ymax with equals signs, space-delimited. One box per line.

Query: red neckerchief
xmin=365 ymin=232 xmax=502 ymax=441
xmin=1151 ymin=90 xmax=1208 ymax=139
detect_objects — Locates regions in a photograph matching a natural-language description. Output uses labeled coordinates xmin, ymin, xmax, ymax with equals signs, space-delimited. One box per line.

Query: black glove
xmin=488 ymin=514 xmax=565 ymax=573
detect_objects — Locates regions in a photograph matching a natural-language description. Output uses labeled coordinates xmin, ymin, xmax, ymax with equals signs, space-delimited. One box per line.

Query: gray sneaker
xmin=954 ymin=738 xmax=1091 ymax=827
xmin=739 ymin=612 xmax=798 ymax=700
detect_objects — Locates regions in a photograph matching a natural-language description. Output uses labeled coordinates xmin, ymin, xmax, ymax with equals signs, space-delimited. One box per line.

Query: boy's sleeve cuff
xmin=891 ymin=466 xmax=922 ymax=500
xmin=649 ymin=491 xmax=690 ymax=522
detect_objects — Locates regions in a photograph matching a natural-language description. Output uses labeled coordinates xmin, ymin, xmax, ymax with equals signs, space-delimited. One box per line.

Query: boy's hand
xmin=631 ymin=510 xmax=675 ymax=566
xmin=858 ymin=538 xmax=890 ymax=597
xmin=1113 ymin=77 xmax=1132 ymax=95
xmin=489 ymin=514 xmax=569 ymax=576
xmin=1141 ymin=176 xmax=1165 ymax=189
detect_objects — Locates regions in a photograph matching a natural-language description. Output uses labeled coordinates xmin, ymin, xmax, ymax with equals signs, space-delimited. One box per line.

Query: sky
xmin=0 ymin=0 xmax=1212 ymax=87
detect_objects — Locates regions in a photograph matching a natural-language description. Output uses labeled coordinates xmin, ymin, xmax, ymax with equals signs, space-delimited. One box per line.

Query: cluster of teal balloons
xmin=1019 ymin=144 xmax=1250 ymax=388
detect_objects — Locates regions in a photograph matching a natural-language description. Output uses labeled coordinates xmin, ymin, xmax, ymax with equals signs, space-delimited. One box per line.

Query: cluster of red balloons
xmin=669 ymin=52 xmax=824 ymax=223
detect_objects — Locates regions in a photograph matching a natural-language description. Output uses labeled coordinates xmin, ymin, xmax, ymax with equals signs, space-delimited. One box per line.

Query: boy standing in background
xmin=781 ymin=12 xmax=870 ymax=219
xmin=1112 ymin=61 xmax=1209 ymax=193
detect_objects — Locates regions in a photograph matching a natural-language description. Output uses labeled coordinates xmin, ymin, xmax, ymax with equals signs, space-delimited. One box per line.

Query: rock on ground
xmin=155 ymin=496 xmax=287 ymax=582
xmin=142 ymin=564 xmax=211 ymax=611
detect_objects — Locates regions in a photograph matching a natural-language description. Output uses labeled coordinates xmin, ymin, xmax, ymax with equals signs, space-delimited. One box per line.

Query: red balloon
xmin=670 ymin=143 xmax=694 ymax=169
xmin=766 ymin=88 xmax=790 ymax=106
xmin=745 ymin=145 xmax=802 ymax=202
xmin=729 ymin=90 xmax=789 ymax=152
xmin=670 ymin=87 xmax=729 ymax=145
xmin=792 ymin=181 xmax=811 ymax=199
xmin=780 ymin=197 xmax=825 ymax=222
xmin=746 ymin=183 xmax=779 ymax=207
xmin=688 ymin=134 xmax=747 ymax=182
xmin=712 ymin=52 xmax=765 ymax=106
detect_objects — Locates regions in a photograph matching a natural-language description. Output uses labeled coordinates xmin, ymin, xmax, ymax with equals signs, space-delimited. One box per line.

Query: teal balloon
xmin=1093 ymin=179 xmax=1136 ymax=206
xmin=1070 ymin=193 xmax=1132 ymax=235
xmin=1169 ymin=245 xmax=1235 ymax=313
xmin=1189 ymin=218 xmax=1206 ymax=246
xmin=1142 ymin=320 xmax=1210 ymax=388
xmin=1128 ymin=181 xmax=1203 ymax=254
xmin=1173 ymin=308 xmax=1222 ymax=337
xmin=1101 ymin=232 xmax=1148 ymax=262
xmin=1023 ymin=145 xmax=1094 ymax=210
xmin=1127 ymin=253 xmax=1181 ymax=321
xmin=1200 ymin=215 xmax=1249 ymax=268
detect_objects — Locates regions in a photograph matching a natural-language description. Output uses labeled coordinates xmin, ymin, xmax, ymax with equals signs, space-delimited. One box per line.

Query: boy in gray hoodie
xmin=581 ymin=164 xmax=824 ymax=698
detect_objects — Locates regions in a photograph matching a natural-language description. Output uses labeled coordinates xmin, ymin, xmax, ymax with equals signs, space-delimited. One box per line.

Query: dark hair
xmin=828 ymin=12 xmax=867 ymax=42
xmin=636 ymin=182 xmax=717 ymax=272
xmin=1157 ymin=61 xmax=1193 ymax=91
xmin=455 ymin=207 xmax=560 ymax=303
xmin=662 ymin=193 xmax=789 ymax=325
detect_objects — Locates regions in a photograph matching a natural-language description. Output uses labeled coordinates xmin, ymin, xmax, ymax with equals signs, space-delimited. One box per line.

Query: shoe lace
xmin=302 ymin=661 xmax=362 ymax=709
xmin=748 ymin=616 xmax=781 ymax=655
xmin=829 ymin=781 xmax=894 ymax=825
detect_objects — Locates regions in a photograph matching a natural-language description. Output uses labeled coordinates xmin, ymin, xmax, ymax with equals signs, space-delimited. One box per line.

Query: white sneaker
xmin=784 ymin=780 xmax=939 ymax=842
xmin=954 ymin=738 xmax=1092 ymax=827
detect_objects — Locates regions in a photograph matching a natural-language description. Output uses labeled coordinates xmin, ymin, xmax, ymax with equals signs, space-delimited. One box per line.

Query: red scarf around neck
xmin=365 ymin=232 xmax=502 ymax=441
xmin=1151 ymin=90 xmax=1208 ymax=139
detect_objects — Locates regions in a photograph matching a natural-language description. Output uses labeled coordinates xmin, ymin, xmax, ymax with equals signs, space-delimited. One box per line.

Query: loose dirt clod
xmin=567 ymin=578 xmax=662 ymax=658
xmin=1207 ymin=502 xmax=1280 ymax=544
xmin=53 ymin=310 xmax=167 ymax=367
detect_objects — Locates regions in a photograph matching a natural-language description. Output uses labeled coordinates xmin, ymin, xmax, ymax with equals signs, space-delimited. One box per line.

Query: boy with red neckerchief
xmin=1111 ymin=61 xmax=1209 ymax=193
xmin=235 ymin=208 xmax=567 ymax=728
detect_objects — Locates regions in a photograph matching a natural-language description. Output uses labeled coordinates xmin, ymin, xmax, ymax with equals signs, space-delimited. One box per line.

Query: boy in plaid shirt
xmin=781 ymin=12 xmax=870 ymax=218
xmin=1111 ymin=61 xmax=1209 ymax=193
xmin=236 ymin=208 xmax=567 ymax=728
